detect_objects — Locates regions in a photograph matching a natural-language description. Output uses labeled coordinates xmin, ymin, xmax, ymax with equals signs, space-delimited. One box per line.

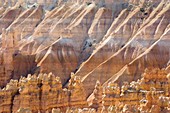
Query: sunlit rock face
xmin=0 ymin=0 xmax=169 ymax=112
xmin=0 ymin=68 xmax=170 ymax=112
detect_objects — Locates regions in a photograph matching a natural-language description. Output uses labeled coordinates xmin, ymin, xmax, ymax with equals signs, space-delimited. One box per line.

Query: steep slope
xmin=74 ymin=0 xmax=170 ymax=95
xmin=0 ymin=0 xmax=169 ymax=98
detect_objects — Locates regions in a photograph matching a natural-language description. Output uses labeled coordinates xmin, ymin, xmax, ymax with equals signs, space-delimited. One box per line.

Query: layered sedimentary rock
xmin=0 ymin=73 xmax=87 ymax=112
xmin=0 ymin=0 xmax=169 ymax=112
xmin=75 ymin=1 xmax=170 ymax=96
xmin=100 ymin=68 xmax=170 ymax=113
xmin=0 ymin=68 xmax=170 ymax=112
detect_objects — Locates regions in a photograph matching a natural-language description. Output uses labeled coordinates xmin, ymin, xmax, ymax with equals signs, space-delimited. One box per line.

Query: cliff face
xmin=0 ymin=0 xmax=170 ymax=112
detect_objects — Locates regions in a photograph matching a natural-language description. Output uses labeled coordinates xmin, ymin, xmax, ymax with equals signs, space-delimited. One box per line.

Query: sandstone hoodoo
xmin=0 ymin=0 xmax=170 ymax=112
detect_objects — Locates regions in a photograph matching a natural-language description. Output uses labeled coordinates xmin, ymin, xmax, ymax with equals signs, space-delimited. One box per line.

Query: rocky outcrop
xmin=87 ymin=80 xmax=103 ymax=112
xmin=0 ymin=73 xmax=86 ymax=112
xmin=10 ymin=73 xmax=87 ymax=112
xmin=0 ymin=68 xmax=170 ymax=112
xmin=0 ymin=79 xmax=18 ymax=113
xmin=90 ymin=68 xmax=170 ymax=113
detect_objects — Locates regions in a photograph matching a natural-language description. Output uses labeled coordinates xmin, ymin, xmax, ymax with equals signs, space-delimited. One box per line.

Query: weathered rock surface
xmin=0 ymin=0 xmax=169 ymax=112
xmin=0 ymin=68 xmax=170 ymax=112
xmin=0 ymin=73 xmax=87 ymax=112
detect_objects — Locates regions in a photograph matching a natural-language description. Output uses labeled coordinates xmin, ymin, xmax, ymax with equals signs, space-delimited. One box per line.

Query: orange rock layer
xmin=0 ymin=68 xmax=170 ymax=112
